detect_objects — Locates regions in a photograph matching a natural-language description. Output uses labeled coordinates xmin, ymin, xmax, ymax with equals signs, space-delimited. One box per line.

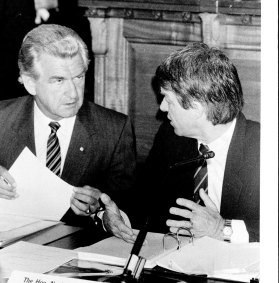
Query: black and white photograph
xmin=0 ymin=1 xmax=277 ymax=283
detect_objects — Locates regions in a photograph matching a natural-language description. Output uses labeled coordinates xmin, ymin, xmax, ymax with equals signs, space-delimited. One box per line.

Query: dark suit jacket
xmin=144 ymin=113 xmax=260 ymax=242
xmin=0 ymin=96 xmax=137 ymax=229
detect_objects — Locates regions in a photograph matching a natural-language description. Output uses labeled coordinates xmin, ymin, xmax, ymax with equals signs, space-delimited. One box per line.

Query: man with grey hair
xmin=0 ymin=24 xmax=137 ymax=243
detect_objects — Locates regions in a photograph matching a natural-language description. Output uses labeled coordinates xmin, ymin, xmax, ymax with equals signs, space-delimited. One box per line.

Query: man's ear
xmin=20 ymin=75 xmax=36 ymax=96
xmin=192 ymin=101 xmax=206 ymax=118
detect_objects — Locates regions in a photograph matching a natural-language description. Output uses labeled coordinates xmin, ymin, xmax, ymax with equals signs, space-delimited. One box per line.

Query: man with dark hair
xmin=145 ymin=42 xmax=260 ymax=242
xmin=0 ymin=24 xmax=137 ymax=243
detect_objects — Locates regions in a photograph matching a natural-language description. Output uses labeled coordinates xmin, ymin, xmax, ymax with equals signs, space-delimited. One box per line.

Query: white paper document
xmin=0 ymin=216 xmax=60 ymax=247
xmin=0 ymin=147 xmax=73 ymax=221
xmin=157 ymin=236 xmax=260 ymax=282
xmin=76 ymin=231 xmax=190 ymax=269
xmin=0 ymin=214 xmax=39 ymax=232
xmin=0 ymin=241 xmax=76 ymax=279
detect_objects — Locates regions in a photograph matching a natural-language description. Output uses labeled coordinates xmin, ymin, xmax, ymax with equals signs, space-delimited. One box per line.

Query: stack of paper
xmin=0 ymin=214 xmax=60 ymax=247
xmin=76 ymin=231 xmax=190 ymax=268
xmin=157 ymin=236 xmax=260 ymax=282
xmin=0 ymin=241 xmax=123 ymax=282
xmin=76 ymin=233 xmax=260 ymax=282
xmin=0 ymin=241 xmax=76 ymax=279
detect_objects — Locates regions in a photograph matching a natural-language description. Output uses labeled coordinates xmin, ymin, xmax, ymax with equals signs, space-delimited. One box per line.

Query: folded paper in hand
xmin=0 ymin=147 xmax=73 ymax=247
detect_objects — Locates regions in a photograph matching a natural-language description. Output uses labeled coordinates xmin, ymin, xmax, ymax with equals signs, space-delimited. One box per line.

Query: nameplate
xmin=8 ymin=271 xmax=96 ymax=283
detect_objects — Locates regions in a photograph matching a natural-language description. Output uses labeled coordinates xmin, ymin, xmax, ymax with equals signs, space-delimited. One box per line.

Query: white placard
xmin=7 ymin=271 xmax=96 ymax=283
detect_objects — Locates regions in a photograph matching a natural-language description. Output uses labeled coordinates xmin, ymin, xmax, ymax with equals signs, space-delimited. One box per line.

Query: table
xmin=21 ymin=224 xmax=257 ymax=283
xmin=21 ymin=223 xmax=109 ymax=249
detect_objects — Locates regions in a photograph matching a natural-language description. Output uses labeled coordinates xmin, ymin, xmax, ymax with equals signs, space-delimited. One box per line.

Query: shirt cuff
xmin=91 ymin=210 xmax=131 ymax=231
xmin=231 ymin=220 xmax=249 ymax=243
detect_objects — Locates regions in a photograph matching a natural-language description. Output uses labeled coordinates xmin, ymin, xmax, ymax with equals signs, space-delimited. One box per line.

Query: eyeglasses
xmin=163 ymin=227 xmax=194 ymax=252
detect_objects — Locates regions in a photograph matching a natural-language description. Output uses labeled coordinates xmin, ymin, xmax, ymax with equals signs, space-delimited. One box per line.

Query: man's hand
xmin=166 ymin=189 xmax=225 ymax=239
xmin=101 ymin=193 xmax=137 ymax=243
xmin=70 ymin=185 xmax=102 ymax=216
xmin=0 ymin=166 xmax=18 ymax=200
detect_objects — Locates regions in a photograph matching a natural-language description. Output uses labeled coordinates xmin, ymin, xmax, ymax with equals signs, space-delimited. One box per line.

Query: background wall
xmin=78 ymin=0 xmax=261 ymax=163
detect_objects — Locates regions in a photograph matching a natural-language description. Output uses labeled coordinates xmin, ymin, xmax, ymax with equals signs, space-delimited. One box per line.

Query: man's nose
xmin=160 ymin=98 xmax=168 ymax=112
xmin=67 ymin=80 xmax=78 ymax=98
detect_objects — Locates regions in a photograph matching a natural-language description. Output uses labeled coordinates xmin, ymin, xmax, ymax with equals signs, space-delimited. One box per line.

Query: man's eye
xmin=50 ymin=78 xmax=64 ymax=84
xmin=73 ymin=75 xmax=85 ymax=84
xmin=76 ymin=74 xmax=85 ymax=80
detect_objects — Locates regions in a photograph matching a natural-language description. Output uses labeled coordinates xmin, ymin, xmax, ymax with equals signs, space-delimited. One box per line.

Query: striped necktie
xmin=46 ymin=122 xmax=61 ymax=176
xmin=193 ymin=144 xmax=210 ymax=205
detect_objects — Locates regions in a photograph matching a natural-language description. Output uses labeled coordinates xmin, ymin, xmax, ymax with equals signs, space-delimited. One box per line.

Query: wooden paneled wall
xmin=78 ymin=0 xmax=261 ymax=163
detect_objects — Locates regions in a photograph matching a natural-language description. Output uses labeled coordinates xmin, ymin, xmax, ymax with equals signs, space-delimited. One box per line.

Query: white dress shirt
xmin=199 ymin=119 xmax=249 ymax=243
xmin=33 ymin=102 xmax=76 ymax=173
xmin=33 ymin=102 xmax=131 ymax=228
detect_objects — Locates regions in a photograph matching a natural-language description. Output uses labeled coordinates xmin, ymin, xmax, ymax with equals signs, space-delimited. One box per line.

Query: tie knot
xmin=199 ymin=143 xmax=210 ymax=155
xmin=49 ymin=121 xmax=60 ymax=133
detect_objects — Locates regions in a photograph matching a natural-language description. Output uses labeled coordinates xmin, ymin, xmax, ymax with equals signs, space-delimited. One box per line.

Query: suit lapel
xmin=61 ymin=102 xmax=96 ymax=186
xmin=10 ymin=96 xmax=36 ymax=157
xmin=220 ymin=114 xmax=246 ymax=215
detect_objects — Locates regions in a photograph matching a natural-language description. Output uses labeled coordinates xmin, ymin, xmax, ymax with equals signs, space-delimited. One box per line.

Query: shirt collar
xmin=33 ymin=101 xmax=76 ymax=130
xmin=198 ymin=119 xmax=237 ymax=156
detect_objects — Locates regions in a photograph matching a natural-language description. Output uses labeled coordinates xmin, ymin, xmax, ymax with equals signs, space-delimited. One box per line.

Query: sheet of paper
xmin=76 ymin=231 xmax=190 ymax=269
xmin=0 ymin=214 xmax=38 ymax=232
xmin=8 ymin=271 xmax=95 ymax=283
xmin=0 ymin=147 xmax=73 ymax=221
xmin=157 ymin=236 xmax=260 ymax=282
xmin=0 ymin=241 xmax=76 ymax=279
xmin=0 ymin=219 xmax=60 ymax=247
xmin=49 ymin=258 xmax=123 ymax=277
